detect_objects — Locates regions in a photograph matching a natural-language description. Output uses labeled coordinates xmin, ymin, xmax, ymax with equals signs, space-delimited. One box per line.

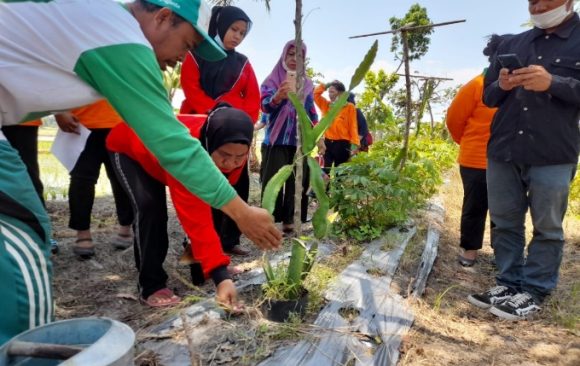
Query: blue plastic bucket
xmin=0 ymin=317 xmax=135 ymax=366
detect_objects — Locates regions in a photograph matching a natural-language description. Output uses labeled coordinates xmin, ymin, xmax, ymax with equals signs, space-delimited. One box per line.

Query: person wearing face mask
xmin=314 ymin=80 xmax=360 ymax=172
xmin=468 ymin=0 xmax=580 ymax=321
xmin=180 ymin=5 xmax=259 ymax=256
xmin=107 ymin=106 xmax=253 ymax=309
xmin=260 ymin=40 xmax=319 ymax=235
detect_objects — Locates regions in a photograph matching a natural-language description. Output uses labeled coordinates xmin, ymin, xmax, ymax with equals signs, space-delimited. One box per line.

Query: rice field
xmin=39 ymin=127 xmax=113 ymax=201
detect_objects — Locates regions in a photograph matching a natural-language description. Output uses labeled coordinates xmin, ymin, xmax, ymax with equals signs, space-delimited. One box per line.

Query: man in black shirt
xmin=468 ymin=0 xmax=579 ymax=320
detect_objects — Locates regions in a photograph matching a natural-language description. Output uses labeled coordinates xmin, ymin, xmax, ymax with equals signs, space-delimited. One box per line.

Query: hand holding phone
xmin=497 ymin=53 xmax=524 ymax=73
xmin=286 ymin=71 xmax=297 ymax=93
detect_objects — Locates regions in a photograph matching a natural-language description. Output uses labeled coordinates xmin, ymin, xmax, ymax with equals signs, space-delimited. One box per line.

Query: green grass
xmin=547 ymin=281 xmax=579 ymax=332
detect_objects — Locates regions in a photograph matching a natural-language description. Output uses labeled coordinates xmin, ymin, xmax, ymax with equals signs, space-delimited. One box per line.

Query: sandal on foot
xmin=458 ymin=255 xmax=476 ymax=267
xmin=111 ymin=233 xmax=133 ymax=250
xmin=140 ymin=288 xmax=181 ymax=308
xmin=73 ymin=238 xmax=95 ymax=259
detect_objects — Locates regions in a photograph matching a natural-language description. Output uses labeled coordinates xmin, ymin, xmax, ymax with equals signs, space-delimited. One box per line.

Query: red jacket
xmin=179 ymin=52 xmax=260 ymax=123
xmin=106 ymin=115 xmax=246 ymax=279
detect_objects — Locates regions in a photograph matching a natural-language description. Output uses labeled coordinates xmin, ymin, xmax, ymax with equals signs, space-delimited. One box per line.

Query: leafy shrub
xmin=569 ymin=167 xmax=580 ymax=217
xmin=329 ymin=134 xmax=456 ymax=242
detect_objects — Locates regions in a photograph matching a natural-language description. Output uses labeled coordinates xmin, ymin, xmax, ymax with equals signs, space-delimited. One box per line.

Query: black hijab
xmin=199 ymin=105 xmax=254 ymax=155
xmin=194 ymin=6 xmax=252 ymax=99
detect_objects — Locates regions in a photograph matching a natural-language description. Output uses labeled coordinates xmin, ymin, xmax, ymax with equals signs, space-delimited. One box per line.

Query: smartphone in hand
xmin=497 ymin=54 xmax=524 ymax=73
xmin=286 ymin=70 xmax=297 ymax=93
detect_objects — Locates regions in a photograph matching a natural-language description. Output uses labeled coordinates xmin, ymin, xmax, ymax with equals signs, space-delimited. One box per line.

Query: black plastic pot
xmin=263 ymin=289 xmax=309 ymax=323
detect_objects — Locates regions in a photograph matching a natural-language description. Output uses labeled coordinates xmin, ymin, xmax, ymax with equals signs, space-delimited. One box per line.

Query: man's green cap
xmin=144 ymin=0 xmax=226 ymax=61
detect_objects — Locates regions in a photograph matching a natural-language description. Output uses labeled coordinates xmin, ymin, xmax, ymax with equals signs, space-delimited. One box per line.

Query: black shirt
xmin=484 ymin=13 xmax=580 ymax=165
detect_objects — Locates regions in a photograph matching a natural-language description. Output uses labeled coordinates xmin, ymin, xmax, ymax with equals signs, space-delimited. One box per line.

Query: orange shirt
xmin=72 ymin=99 xmax=123 ymax=129
xmin=446 ymin=74 xmax=497 ymax=169
xmin=314 ymin=84 xmax=359 ymax=146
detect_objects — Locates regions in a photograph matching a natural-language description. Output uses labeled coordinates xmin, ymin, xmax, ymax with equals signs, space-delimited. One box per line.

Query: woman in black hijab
xmin=107 ymin=105 xmax=254 ymax=308
xmin=180 ymin=5 xmax=259 ymax=256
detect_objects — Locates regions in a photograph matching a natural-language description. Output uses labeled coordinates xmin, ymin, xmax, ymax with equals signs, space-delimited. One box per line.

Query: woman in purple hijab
xmin=260 ymin=40 xmax=318 ymax=234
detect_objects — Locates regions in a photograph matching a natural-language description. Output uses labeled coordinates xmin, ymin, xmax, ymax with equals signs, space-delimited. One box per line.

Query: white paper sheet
xmin=50 ymin=125 xmax=91 ymax=172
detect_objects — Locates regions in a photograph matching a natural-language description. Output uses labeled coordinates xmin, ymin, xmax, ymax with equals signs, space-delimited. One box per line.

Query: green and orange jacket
xmin=0 ymin=0 xmax=235 ymax=209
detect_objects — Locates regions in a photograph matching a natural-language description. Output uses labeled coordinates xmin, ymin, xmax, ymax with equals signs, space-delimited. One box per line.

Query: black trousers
xmin=459 ymin=165 xmax=493 ymax=251
xmin=68 ymin=129 xmax=133 ymax=231
xmin=110 ymin=152 xmax=167 ymax=299
xmin=323 ymin=139 xmax=350 ymax=173
xmin=261 ymin=145 xmax=309 ymax=224
xmin=2 ymin=125 xmax=44 ymax=206
xmin=211 ymin=161 xmax=249 ymax=251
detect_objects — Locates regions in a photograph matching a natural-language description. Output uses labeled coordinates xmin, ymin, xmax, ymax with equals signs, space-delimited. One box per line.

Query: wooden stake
xmin=7 ymin=341 xmax=83 ymax=360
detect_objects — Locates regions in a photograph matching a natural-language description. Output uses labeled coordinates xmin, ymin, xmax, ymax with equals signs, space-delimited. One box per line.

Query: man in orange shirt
xmin=56 ymin=100 xmax=133 ymax=258
xmin=314 ymin=80 xmax=359 ymax=173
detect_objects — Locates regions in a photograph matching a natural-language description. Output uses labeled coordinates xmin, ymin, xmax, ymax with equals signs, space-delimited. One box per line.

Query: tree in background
xmin=356 ymin=70 xmax=398 ymax=139
xmin=389 ymin=3 xmax=433 ymax=72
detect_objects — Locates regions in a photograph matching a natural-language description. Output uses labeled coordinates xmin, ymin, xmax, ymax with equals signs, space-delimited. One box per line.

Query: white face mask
xmin=531 ymin=1 xmax=574 ymax=29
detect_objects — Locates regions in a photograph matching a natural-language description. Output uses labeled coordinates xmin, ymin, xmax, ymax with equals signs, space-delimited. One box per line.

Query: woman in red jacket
xmin=107 ymin=106 xmax=253 ymax=308
xmin=180 ymin=5 xmax=259 ymax=256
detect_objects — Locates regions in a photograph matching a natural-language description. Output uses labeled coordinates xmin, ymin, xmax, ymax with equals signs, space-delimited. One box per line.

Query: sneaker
xmin=490 ymin=292 xmax=541 ymax=321
xmin=467 ymin=285 xmax=518 ymax=309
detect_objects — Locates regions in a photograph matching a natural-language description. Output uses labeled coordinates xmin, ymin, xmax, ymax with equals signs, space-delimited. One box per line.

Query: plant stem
xmin=293 ymin=0 xmax=304 ymax=235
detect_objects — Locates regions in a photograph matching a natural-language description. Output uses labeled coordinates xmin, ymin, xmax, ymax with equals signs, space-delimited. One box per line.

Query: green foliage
xmin=569 ymin=168 xmax=580 ymax=216
xmin=288 ymin=93 xmax=316 ymax=154
xmin=389 ymin=3 xmax=433 ymax=62
xmin=262 ymin=238 xmax=319 ymax=301
xmin=262 ymin=164 xmax=293 ymax=214
xmin=348 ymin=40 xmax=378 ymax=90
xmin=306 ymin=57 xmax=325 ymax=85
xmin=161 ymin=63 xmax=182 ymax=101
xmin=307 ymin=157 xmax=330 ymax=239
xmin=357 ymin=70 xmax=399 ymax=131
xmin=330 ymin=134 xmax=456 ymax=242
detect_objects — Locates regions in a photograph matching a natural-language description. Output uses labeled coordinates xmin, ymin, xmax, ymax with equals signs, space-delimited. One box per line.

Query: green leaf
xmin=311 ymin=92 xmax=349 ymax=143
xmin=262 ymin=253 xmax=275 ymax=283
xmin=301 ymin=240 xmax=319 ymax=281
xmin=287 ymin=92 xmax=316 ymax=155
xmin=392 ymin=146 xmax=406 ymax=170
xmin=287 ymin=239 xmax=307 ymax=299
xmin=262 ymin=164 xmax=294 ymax=214
xmin=348 ymin=40 xmax=379 ymax=91
xmin=307 ymin=157 xmax=330 ymax=238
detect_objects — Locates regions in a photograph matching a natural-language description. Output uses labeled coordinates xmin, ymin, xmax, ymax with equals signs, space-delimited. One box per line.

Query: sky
xmin=223 ymin=0 xmax=531 ymax=90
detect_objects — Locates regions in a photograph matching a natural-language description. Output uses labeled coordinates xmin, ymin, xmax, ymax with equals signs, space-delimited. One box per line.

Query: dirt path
xmin=47 ymin=170 xmax=579 ymax=365
xmin=398 ymin=168 xmax=579 ymax=366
